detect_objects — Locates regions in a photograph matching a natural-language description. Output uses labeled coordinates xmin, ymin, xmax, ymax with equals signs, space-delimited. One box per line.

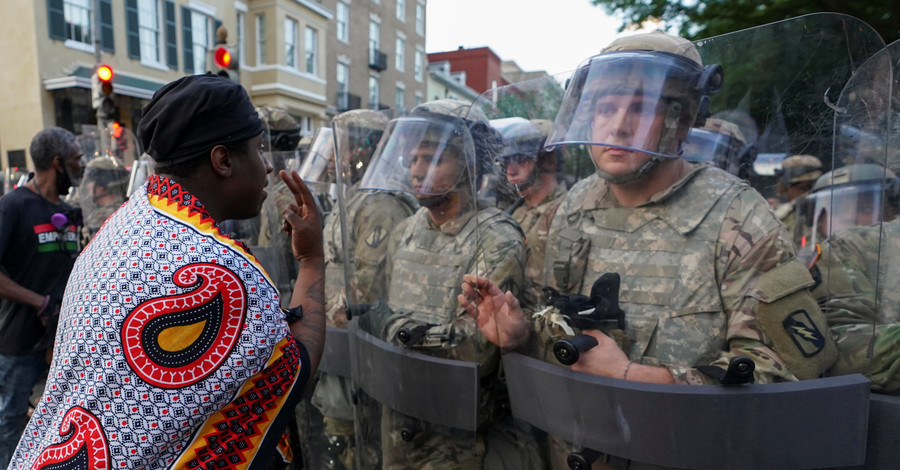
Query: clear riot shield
xmin=349 ymin=100 xmax=520 ymax=469
xmin=485 ymin=14 xmax=884 ymax=470
xmin=797 ymin=39 xmax=900 ymax=408
xmin=298 ymin=127 xmax=337 ymax=218
xmin=299 ymin=109 xmax=416 ymax=470
xmin=252 ymin=148 xmax=300 ymax=308
xmin=77 ymin=154 xmax=130 ymax=244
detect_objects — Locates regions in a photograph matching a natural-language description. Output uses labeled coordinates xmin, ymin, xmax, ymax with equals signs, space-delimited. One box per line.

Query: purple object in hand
xmin=50 ymin=213 xmax=69 ymax=230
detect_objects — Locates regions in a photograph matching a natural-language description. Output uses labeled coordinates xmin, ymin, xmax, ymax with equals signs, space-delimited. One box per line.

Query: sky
xmin=425 ymin=0 xmax=651 ymax=77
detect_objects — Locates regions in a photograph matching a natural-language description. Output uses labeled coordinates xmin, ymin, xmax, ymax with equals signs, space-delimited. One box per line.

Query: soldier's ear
xmin=209 ymin=145 xmax=233 ymax=178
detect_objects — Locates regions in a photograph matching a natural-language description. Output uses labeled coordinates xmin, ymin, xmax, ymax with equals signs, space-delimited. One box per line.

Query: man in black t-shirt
xmin=0 ymin=127 xmax=83 ymax=467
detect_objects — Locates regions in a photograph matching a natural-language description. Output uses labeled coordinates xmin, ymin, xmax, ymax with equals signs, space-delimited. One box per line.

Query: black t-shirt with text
xmin=0 ymin=187 xmax=77 ymax=355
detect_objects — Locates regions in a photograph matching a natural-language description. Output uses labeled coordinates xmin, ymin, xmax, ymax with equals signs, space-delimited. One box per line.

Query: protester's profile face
xmin=61 ymin=142 xmax=86 ymax=180
xmin=589 ymin=93 xmax=666 ymax=179
xmin=407 ymin=143 xmax=462 ymax=198
xmin=231 ymin=133 xmax=272 ymax=218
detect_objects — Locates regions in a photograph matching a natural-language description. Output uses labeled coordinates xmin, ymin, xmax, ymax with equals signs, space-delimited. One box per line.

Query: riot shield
xmin=298 ymin=127 xmax=337 ymax=217
xmin=795 ymin=38 xmax=900 ymax=408
xmin=299 ymin=109 xmax=416 ymax=470
xmin=350 ymin=99 xmax=529 ymax=469
xmin=77 ymin=154 xmax=130 ymax=244
xmin=483 ymin=15 xmax=883 ymax=470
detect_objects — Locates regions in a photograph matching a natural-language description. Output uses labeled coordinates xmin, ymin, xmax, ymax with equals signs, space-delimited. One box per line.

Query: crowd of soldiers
xmin=10 ymin=13 xmax=900 ymax=470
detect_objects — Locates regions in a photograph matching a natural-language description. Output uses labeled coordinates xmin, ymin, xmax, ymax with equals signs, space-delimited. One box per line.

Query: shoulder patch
xmin=783 ymin=309 xmax=827 ymax=357
xmin=365 ymin=225 xmax=388 ymax=248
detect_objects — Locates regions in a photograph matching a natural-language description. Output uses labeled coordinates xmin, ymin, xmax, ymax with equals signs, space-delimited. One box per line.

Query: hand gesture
xmin=458 ymin=274 xmax=529 ymax=351
xmin=279 ymin=170 xmax=324 ymax=262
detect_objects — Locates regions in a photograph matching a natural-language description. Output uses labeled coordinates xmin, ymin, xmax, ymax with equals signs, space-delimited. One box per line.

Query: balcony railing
xmin=337 ymin=92 xmax=361 ymax=112
xmin=369 ymin=49 xmax=387 ymax=71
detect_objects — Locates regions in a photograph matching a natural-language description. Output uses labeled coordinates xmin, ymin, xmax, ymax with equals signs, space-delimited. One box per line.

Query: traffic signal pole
xmin=91 ymin=0 xmax=110 ymax=157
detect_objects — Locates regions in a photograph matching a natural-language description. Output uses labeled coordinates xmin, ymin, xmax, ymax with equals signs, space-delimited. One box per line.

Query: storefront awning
xmin=43 ymin=66 xmax=165 ymax=100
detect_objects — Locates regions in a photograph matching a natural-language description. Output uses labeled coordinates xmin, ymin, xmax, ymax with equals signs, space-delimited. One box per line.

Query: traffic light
xmin=212 ymin=46 xmax=240 ymax=82
xmin=92 ymin=65 xmax=117 ymax=120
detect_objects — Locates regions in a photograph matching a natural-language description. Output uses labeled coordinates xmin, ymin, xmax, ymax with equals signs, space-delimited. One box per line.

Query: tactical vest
xmin=388 ymin=207 xmax=518 ymax=329
xmin=323 ymin=189 xmax=416 ymax=322
xmin=551 ymin=170 xmax=742 ymax=368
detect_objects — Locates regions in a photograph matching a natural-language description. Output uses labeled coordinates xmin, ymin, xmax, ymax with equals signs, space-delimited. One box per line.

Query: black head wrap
xmin=138 ymin=74 xmax=264 ymax=167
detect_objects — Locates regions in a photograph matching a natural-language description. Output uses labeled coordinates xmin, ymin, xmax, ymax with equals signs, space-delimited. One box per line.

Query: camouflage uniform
xmin=510 ymin=184 xmax=566 ymax=309
xmin=307 ymin=184 xmax=416 ymax=469
xmin=380 ymin=203 xmax=528 ymax=469
xmin=813 ymin=219 xmax=900 ymax=393
xmin=773 ymin=155 xmax=824 ymax=237
xmin=543 ymin=165 xmax=835 ymax=384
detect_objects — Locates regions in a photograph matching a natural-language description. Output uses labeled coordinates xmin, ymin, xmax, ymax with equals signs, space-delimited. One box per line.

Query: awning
xmin=43 ymin=66 xmax=165 ymax=100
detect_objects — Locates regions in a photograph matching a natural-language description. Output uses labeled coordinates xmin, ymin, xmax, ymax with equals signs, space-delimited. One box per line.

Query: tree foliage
xmin=590 ymin=0 xmax=899 ymax=43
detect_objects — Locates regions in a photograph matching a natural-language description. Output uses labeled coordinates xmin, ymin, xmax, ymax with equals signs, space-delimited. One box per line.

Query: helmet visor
xmin=297 ymin=127 xmax=335 ymax=192
xmin=546 ymin=51 xmax=704 ymax=159
xmin=361 ymin=115 xmax=474 ymax=196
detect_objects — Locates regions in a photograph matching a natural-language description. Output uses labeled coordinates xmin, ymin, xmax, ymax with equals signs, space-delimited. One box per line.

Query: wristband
xmin=283 ymin=305 xmax=304 ymax=324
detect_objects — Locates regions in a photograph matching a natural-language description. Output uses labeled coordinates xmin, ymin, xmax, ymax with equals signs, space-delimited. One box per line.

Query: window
xmin=63 ymin=0 xmax=92 ymax=46
xmin=285 ymin=18 xmax=297 ymax=68
xmin=395 ymin=36 xmax=405 ymax=72
xmin=369 ymin=20 xmax=380 ymax=62
xmin=256 ymin=14 xmax=266 ymax=65
xmin=190 ymin=10 xmax=211 ymax=75
xmin=415 ymin=2 xmax=424 ymax=36
xmin=414 ymin=48 xmax=423 ymax=81
xmin=336 ymin=2 xmax=348 ymax=42
xmin=137 ymin=0 xmax=161 ymax=63
xmin=300 ymin=116 xmax=313 ymax=138
xmin=414 ymin=92 xmax=423 ymax=107
xmin=396 ymin=0 xmax=405 ymax=21
xmin=369 ymin=75 xmax=380 ymax=110
xmin=395 ymin=84 xmax=405 ymax=109
xmin=337 ymin=62 xmax=349 ymax=110
xmin=305 ymin=27 xmax=317 ymax=75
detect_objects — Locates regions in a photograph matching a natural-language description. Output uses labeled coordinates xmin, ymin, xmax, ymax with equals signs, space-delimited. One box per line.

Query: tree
xmin=590 ymin=0 xmax=899 ymax=43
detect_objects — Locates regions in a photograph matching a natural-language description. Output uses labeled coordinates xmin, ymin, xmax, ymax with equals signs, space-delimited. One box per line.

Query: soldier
xmin=257 ymin=107 xmax=302 ymax=249
xmin=492 ymin=117 xmax=567 ymax=309
xmin=300 ymin=109 xmax=417 ymax=470
xmin=355 ymin=99 xmax=538 ymax=469
xmin=298 ymin=127 xmax=338 ymax=218
xmin=77 ymin=155 xmax=130 ymax=243
xmin=798 ymin=163 xmax=900 ymax=393
xmin=682 ymin=117 xmax=757 ymax=181
xmin=772 ymin=154 xmax=824 ymax=237
xmin=460 ymin=31 xmax=837 ymax=468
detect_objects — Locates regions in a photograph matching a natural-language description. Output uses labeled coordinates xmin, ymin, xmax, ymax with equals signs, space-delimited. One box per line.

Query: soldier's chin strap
xmin=595 ymin=154 xmax=662 ymax=185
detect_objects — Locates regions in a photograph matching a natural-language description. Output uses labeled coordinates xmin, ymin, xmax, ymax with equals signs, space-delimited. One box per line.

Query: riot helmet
xmin=796 ymin=163 xmax=898 ymax=247
xmin=683 ymin=117 xmax=757 ymax=180
xmin=547 ymin=31 xmax=723 ymax=184
xmin=79 ymin=155 xmax=130 ymax=207
xmin=361 ymin=99 xmax=500 ymax=209
xmin=297 ymin=126 xmax=335 ymax=195
xmin=492 ymin=117 xmax=558 ymax=196
xmin=774 ymin=154 xmax=824 ymax=202
xmin=257 ymin=107 xmax=301 ymax=152
xmin=331 ymin=109 xmax=389 ymax=185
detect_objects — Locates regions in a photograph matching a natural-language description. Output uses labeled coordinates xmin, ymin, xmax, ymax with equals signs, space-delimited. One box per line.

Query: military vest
xmin=323 ymin=189 xmax=416 ymax=322
xmin=550 ymin=169 xmax=743 ymax=368
xmin=388 ymin=206 xmax=517 ymax=327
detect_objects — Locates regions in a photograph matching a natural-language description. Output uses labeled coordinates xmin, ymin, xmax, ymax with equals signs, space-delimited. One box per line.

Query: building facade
xmin=0 ymin=0 xmax=343 ymax=169
xmin=426 ymin=46 xmax=509 ymax=95
xmin=318 ymin=0 xmax=427 ymax=116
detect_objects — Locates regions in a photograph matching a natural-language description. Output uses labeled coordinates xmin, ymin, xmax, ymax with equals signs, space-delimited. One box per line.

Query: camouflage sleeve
xmin=350 ymin=193 xmax=414 ymax=304
xmin=669 ymin=188 xmax=825 ymax=384
xmin=383 ymin=213 xmax=414 ymax=295
xmin=812 ymin=227 xmax=880 ymax=325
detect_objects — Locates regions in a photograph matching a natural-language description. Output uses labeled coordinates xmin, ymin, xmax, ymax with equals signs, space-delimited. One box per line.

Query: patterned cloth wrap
xmin=11 ymin=175 xmax=310 ymax=470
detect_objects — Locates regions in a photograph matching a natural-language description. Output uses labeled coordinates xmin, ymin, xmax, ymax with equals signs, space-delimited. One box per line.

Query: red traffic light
xmin=111 ymin=122 xmax=123 ymax=139
xmin=214 ymin=47 xmax=232 ymax=68
xmin=97 ymin=65 xmax=114 ymax=83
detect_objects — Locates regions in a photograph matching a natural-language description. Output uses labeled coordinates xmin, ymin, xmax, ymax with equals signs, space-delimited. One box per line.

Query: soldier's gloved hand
xmin=356 ymin=300 xmax=395 ymax=338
